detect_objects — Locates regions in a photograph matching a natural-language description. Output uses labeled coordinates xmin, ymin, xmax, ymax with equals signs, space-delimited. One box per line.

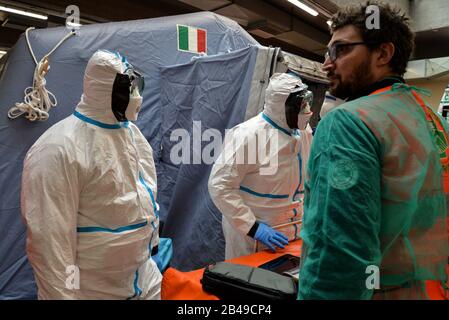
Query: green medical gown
xmin=298 ymin=84 xmax=449 ymax=300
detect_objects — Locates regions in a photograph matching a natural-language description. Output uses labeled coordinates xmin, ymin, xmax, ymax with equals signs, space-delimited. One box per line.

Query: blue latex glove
xmin=151 ymin=238 xmax=173 ymax=274
xmin=254 ymin=223 xmax=289 ymax=252
xmin=152 ymin=254 xmax=164 ymax=273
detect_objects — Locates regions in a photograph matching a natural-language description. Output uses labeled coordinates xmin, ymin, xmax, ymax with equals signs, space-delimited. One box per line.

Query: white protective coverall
xmin=208 ymin=73 xmax=313 ymax=259
xmin=21 ymin=50 xmax=162 ymax=299
xmin=320 ymin=91 xmax=345 ymax=119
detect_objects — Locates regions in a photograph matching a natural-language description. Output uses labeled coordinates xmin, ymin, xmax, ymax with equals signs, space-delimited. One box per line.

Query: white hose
xmin=7 ymin=27 xmax=76 ymax=121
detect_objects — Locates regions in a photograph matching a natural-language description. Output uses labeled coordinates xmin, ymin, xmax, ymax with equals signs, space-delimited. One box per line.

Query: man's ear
xmin=376 ymin=42 xmax=395 ymax=67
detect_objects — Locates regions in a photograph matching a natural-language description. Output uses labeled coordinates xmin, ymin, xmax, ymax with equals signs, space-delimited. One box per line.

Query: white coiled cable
xmin=7 ymin=27 xmax=76 ymax=121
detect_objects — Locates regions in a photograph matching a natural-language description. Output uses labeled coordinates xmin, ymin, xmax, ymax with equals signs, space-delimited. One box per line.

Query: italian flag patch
xmin=177 ymin=24 xmax=207 ymax=54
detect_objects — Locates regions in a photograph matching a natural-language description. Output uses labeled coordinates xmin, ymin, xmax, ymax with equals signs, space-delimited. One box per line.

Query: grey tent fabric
xmin=158 ymin=46 xmax=261 ymax=270
xmin=0 ymin=12 xmax=259 ymax=299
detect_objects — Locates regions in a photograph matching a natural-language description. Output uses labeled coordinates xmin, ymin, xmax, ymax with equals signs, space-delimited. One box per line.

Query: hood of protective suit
xmin=320 ymin=91 xmax=345 ymax=118
xmin=76 ymin=50 xmax=128 ymax=124
xmin=263 ymin=73 xmax=306 ymax=131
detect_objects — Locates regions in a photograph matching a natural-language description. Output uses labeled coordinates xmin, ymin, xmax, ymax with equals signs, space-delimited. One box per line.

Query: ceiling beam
xmin=2 ymin=0 xmax=198 ymax=23
xmin=0 ymin=26 xmax=23 ymax=47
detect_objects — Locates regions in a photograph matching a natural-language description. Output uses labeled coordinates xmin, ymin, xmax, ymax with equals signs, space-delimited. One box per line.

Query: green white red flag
xmin=177 ymin=24 xmax=207 ymax=54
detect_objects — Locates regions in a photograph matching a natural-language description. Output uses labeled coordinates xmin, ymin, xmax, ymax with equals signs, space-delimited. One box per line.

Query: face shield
xmin=111 ymin=65 xmax=145 ymax=122
xmin=285 ymin=85 xmax=314 ymax=130
xmin=126 ymin=68 xmax=145 ymax=95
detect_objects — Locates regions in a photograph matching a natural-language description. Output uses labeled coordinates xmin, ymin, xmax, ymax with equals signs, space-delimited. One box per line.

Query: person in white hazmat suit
xmin=21 ymin=50 xmax=162 ymax=299
xmin=208 ymin=72 xmax=314 ymax=259
xmin=319 ymin=91 xmax=345 ymax=119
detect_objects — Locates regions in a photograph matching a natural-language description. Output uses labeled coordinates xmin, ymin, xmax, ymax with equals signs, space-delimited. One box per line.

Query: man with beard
xmin=298 ymin=1 xmax=449 ymax=299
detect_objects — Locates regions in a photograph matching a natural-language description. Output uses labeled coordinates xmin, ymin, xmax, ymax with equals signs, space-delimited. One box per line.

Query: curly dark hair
xmin=329 ymin=1 xmax=414 ymax=76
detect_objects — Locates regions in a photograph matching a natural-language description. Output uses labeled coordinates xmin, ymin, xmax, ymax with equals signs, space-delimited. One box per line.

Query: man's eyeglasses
xmin=325 ymin=42 xmax=375 ymax=62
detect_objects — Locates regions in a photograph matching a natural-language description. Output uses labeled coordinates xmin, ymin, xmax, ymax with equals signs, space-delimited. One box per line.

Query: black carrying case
xmin=200 ymin=262 xmax=298 ymax=300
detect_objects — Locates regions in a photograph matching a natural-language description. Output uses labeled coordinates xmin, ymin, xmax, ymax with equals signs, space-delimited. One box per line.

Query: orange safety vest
xmin=371 ymin=85 xmax=449 ymax=299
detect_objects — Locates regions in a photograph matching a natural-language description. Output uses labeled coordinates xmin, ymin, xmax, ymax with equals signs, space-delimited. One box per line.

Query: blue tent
xmin=0 ymin=12 xmax=281 ymax=299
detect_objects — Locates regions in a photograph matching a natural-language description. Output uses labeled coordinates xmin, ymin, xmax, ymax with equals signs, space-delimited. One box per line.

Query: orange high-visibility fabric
xmin=372 ymin=86 xmax=449 ymax=300
xmin=161 ymin=240 xmax=302 ymax=300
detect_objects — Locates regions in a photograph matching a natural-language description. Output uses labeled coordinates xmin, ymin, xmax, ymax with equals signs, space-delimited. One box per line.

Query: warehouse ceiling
xmin=1 ymin=0 xmax=447 ymax=63
xmin=0 ymin=0 xmax=337 ymax=62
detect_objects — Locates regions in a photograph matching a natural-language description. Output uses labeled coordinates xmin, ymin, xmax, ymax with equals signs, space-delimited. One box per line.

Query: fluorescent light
xmin=287 ymin=0 xmax=318 ymax=17
xmin=0 ymin=5 xmax=48 ymax=20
